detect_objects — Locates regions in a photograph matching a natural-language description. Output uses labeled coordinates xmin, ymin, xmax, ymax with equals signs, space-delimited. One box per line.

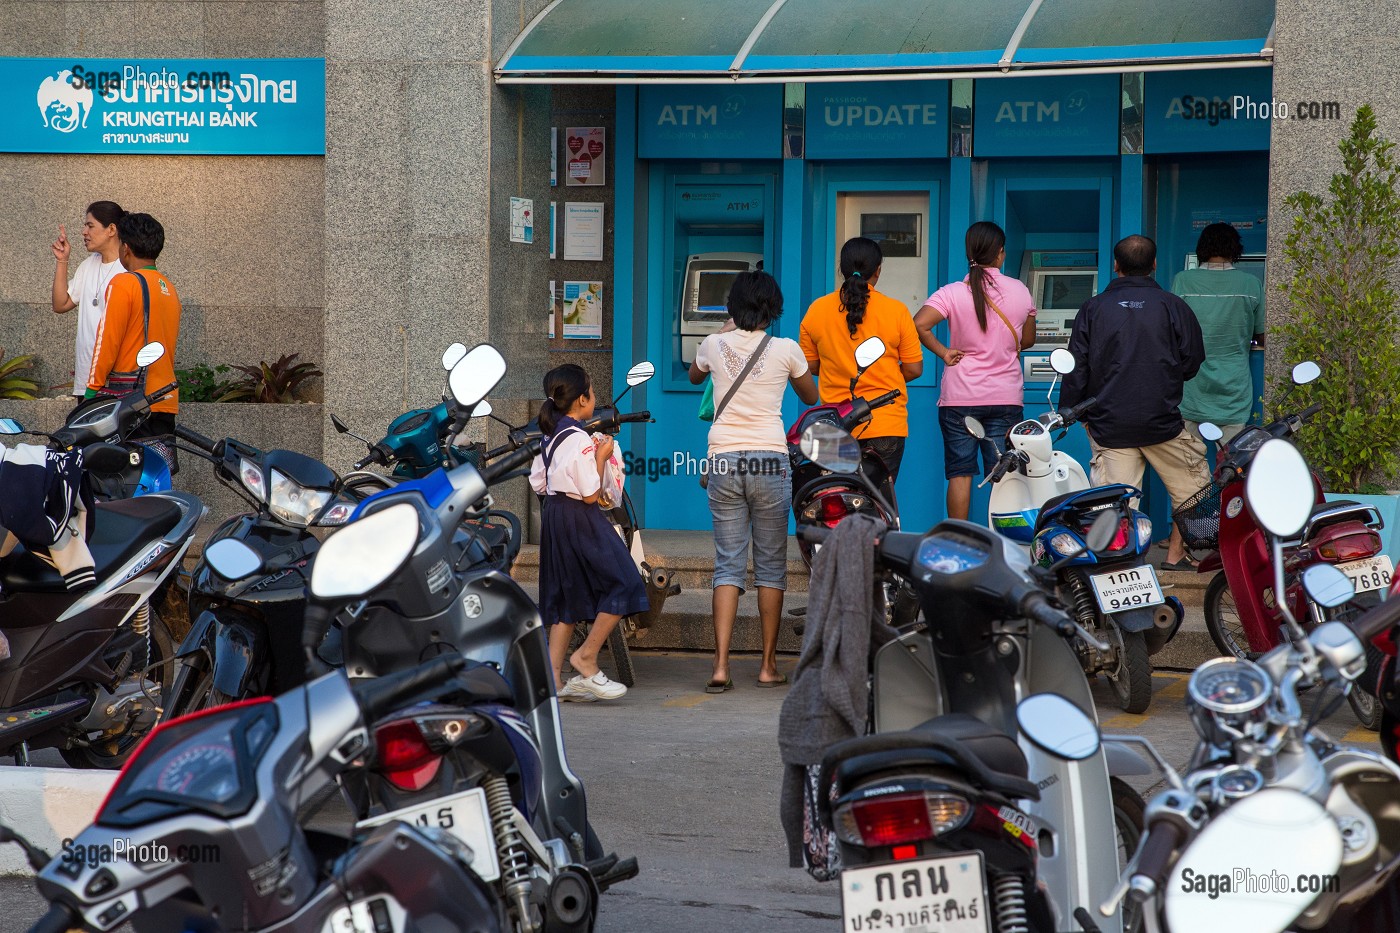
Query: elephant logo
xmin=37 ymin=71 xmax=94 ymax=133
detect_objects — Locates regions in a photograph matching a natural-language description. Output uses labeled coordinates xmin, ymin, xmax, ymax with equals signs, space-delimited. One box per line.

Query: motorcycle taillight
xmin=375 ymin=720 xmax=442 ymax=791
xmin=1318 ymin=531 xmax=1381 ymax=563
xmin=1110 ymin=518 xmax=1132 ymax=551
xmin=821 ymin=495 xmax=849 ymax=526
xmin=833 ymin=791 xmax=970 ymax=847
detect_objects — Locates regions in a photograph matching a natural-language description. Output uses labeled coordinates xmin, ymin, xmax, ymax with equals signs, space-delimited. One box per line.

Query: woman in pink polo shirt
xmin=914 ymin=221 xmax=1037 ymax=520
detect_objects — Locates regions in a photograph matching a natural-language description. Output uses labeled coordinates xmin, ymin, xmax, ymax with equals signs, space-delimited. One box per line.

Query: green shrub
xmin=175 ymin=362 xmax=237 ymax=403
xmin=1274 ymin=105 xmax=1400 ymax=493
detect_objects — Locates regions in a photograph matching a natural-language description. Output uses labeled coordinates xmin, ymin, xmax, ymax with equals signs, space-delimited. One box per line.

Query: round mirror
xmin=448 ymin=344 xmax=508 ymax=409
xmin=135 ymin=342 xmax=166 ymax=368
xmin=204 ymin=539 xmax=264 ymax=581
xmin=1084 ymin=509 xmax=1119 ymax=552
xmin=1049 ymin=348 xmax=1077 ymax=375
xmin=441 ymin=342 xmax=468 ymax=371
xmin=854 ymin=336 xmax=886 ymax=371
xmin=800 ymin=423 xmax=862 ymax=474
xmin=471 ymin=400 xmax=493 ymax=418
xmin=1165 ymin=788 xmax=1342 ymax=933
xmin=311 ymin=502 xmax=420 ymax=600
xmin=1302 ymin=564 xmax=1355 ymax=609
xmin=1197 ymin=422 xmax=1224 ymax=442
xmin=1292 ymin=361 xmax=1321 ymax=385
xmin=626 ymin=361 xmax=656 ymax=387
xmin=1245 ymin=440 xmax=1314 ymax=538
xmin=0 ymin=419 xmax=25 ymax=435
xmin=964 ymin=416 xmax=986 ymax=440
xmin=329 ymin=414 xmax=351 ymax=434
xmin=1017 ymin=694 xmax=1101 ymax=759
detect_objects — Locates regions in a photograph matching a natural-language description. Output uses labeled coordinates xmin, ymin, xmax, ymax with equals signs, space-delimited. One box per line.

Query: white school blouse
xmin=528 ymin=428 xmax=601 ymax=500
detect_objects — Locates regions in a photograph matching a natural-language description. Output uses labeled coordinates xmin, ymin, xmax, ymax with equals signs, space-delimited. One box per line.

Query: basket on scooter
xmin=1173 ymin=481 xmax=1222 ymax=550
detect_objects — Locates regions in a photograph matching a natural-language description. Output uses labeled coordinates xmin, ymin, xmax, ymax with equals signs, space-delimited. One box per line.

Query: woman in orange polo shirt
xmin=798 ymin=237 xmax=923 ymax=496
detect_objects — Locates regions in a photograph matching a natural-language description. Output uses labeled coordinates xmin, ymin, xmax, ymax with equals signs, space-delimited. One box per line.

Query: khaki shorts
xmin=1088 ymin=427 xmax=1211 ymax=510
xmin=1184 ymin=420 xmax=1246 ymax=453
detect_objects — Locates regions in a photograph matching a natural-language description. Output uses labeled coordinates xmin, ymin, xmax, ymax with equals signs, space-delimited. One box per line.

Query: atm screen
xmin=697 ymin=270 xmax=739 ymax=312
xmin=1038 ymin=272 xmax=1097 ymax=310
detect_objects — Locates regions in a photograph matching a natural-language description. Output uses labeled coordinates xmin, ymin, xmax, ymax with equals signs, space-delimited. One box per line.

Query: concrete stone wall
xmin=1266 ymin=0 xmax=1400 ymax=384
xmin=0 ymin=1 xmax=326 ymax=403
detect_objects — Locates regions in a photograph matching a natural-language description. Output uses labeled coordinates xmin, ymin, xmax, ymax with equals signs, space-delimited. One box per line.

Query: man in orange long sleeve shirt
xmin=85 ymin=213 xmax=181 ymax=439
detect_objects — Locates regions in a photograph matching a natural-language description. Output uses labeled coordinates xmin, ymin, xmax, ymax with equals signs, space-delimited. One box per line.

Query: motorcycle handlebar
xmin=174 ymin=424 xmax=219 ymax=454
xmin=26 ymin=903 xmax=81 ymax=933
xmin=354 ymin=445 xmax=390 ymax=471
xmin=1020 ymin=591 xmax=1075 ymax=637
xmin=987 ymin=453 xmax=1015 ymax=484
xmin=867 ymin=390 xmax=901 ymax=409
xmin=618 ymin=410 xmax=652 ymax=424
xmin=1129 ymin=821 xmax=1186 ymax=900
xmin=147 ymin=381 xmax=179 ymax=404
xmin=352 ymin=655 xmax=470 ymax=724
xmin=1060 ymin=396 xmax=1097 ymax=425
xmin=482 ymin=439 xmax=541 ymax=486
xmin=1299 ymin=402 xmax=1323 ymax=422
xmin=1350 ymin=591 xmax=1400 ymax=641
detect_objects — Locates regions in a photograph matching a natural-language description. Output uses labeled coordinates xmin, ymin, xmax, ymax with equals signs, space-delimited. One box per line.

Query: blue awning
xmin=497 ymin=0 xmax=1275 ymax=83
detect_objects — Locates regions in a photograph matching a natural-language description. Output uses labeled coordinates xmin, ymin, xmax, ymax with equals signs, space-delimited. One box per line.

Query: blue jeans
xmin=707 ymin=451 xmax=790 ymax=592
xmin=939 ymin=405 xmax=1024 ymax=478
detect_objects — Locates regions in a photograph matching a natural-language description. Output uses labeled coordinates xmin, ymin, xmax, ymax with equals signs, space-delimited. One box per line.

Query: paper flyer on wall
xmin=509 ymin=196 xmax=533 ymax=244
xmin=565 ymin=127 xmax=605 ymax=186
xmin=549 ymin=201 xmax=557 ymax=259
xmin=548 ymin=279 xmax=557 ymax=338
xmin=562 ymin=281 xmax=603 ymax=339
xmin=550 ymin=127 xmax=558 ymax=187
xmin=563 ymin=202 xmax=604 ymax=261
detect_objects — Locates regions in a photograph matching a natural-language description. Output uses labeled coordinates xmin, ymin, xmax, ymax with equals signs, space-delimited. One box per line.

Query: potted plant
xmin=1274 ymin=105 xmax=1400 ymax=562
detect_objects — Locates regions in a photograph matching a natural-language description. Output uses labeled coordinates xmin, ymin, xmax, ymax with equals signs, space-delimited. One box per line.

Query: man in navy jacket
xmin=1060 ymin=235 xmax=1208 ymax=571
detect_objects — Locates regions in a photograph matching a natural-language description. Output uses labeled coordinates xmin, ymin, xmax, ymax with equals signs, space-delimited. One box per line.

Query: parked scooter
xmin=481 ymin=361 xmax=677 ymax=688
xmin=1101 ymin=438 xmax=1400 ymax=933
xmin=797 ymin=422 xmax=1151 ymax=933
xmin=1182 ymin=361 xmax=1388 ymax=728
xmin=971 ymin=347 xmax=1181 ymax=713
xmin=0 ymin=344 xmax=203 ymax=767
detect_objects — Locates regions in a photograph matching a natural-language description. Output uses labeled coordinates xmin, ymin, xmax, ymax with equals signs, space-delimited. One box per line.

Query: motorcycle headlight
xmin=1048 ymin=533 xmax=1080 ymax=556
xmin=238 ymin=457 xmax=266 ymax=502
xmin=1135 ymin=516 xmax=1153 ymax=548
xmin=268 ymin=469 xmax=333 ymax=527
xmin=316 ymin=501 xmax=356 ymax=527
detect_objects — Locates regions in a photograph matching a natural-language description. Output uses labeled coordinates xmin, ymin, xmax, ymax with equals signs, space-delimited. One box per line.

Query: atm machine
xmin=678 ymin=252 xmax=762 ymax=364
xmin=1019 ymin=250 xmax=1098 ymax=386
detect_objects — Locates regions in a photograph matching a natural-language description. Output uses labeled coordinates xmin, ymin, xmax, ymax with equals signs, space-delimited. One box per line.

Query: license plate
xmin=840 ymin=852 xmax=990 ymax=933
xmin=1338 ymin=555 xmax=1394 ymax=595
xmin=1089 ymin=564 xmax=1165 ymax=613
xmin=355 ymin=787 xmax=500 ymax=882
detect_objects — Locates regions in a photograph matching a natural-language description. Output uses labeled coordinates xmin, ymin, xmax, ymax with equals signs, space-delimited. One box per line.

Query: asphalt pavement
xmin=0 ymin=651 xmax=1373 ymax=932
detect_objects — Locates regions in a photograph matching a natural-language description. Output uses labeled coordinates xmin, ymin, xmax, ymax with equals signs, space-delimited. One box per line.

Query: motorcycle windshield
xmin=97 ymin=700 xmax=278 ymax=829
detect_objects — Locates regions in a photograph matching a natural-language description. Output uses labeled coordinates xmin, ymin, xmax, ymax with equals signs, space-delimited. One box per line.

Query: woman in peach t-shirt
xmin=914 ymin=221 xmax=1037 ymax=520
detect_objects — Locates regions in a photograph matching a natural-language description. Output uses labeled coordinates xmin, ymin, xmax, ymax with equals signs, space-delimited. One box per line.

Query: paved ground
xmin=0 ymin=651 xmax=1372 ymax=932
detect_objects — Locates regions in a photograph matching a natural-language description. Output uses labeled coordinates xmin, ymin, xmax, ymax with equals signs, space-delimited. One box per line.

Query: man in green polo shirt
xmin=1171 ymin=223 xmax=1265 ymax=448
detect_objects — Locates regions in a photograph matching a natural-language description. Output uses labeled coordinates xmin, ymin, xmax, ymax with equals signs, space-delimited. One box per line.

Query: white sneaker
xmin=562 ymin=671 xmax=627 ymax=701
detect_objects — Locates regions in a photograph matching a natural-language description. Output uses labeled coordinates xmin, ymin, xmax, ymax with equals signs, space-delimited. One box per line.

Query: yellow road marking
xmin=662 ymin=694 xmax=715 ymax=708
xmin=1341 ymin=726 xmax=1381 ymax=745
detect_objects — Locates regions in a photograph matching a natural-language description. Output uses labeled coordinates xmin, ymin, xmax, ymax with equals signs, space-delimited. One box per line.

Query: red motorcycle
xmin=1179 ymin=364 xmax=1389 ymax=727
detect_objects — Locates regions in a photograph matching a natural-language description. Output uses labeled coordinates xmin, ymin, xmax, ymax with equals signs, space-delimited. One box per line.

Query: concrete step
xmin=514 ymin=534 xmax=811 ymax=593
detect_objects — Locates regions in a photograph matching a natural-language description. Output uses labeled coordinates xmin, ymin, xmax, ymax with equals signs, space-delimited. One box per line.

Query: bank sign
xmin=0 ymin=57 xmax=325 ymax=155
xmin=974 ymin=75 xmax=1118 ymax=157
xmin=638 ymin=85 xmax=781 ymax=159
xmin=1143 ymin=68 xmax=1272 ymax=153
xmin=805 ymin=81 xmax=948 ymax=159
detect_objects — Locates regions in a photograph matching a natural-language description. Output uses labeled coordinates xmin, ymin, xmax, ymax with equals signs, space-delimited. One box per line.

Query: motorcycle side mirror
xmin=1244 ymin=440 xmax=1313 ymax=538
xmin=311 ymin=502 xmax=420 ymax=600
xmin=448 ymin=344 xmax=507 ymax=409
xmin=964 ymin=416 xmax=986 ymax=440
xmin=135 ymin=342 xmax=165 ymax=368
xmin=854 ymin=336 xmax=886 ymax=372
xmin=1165 ymin=789 xmax=1342 ymax=933
xmin=0 ymin=419 xmax=24 ymax=435
xmin=1302 ymin=564 xmax=1355 ymax=609
xmin=1049 ymin=348 xmax=1076 ymax=375
xmin=203 ymin=539 xmax=264 ymax=582
xmin=1198 ymin=422 xmax=1224 ymax=442
xmin=441 ymin=342 xmax=468 ymax=371
xmin=625 ymin=361 xmax=656 ymax=387
xmin=330 ymin=414 xmax=350 ymax=434
xmin=800 ymin=423 xmax=862 ymax=474
xmin=1017 ymin=694 xmax=1100 ymax=760
xmin=1292 ymin=360 xmax=1321 ymax=385
xmin=471 ymin=400 xmax=493 ymax=418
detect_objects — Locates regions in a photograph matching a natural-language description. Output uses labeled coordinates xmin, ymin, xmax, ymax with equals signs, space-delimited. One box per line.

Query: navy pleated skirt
xmin=538 ymin=493 xmax=649 ymax=625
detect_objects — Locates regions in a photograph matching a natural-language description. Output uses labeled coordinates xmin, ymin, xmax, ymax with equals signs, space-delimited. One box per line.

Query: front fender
xmin=209 ymin=613 xmax=268 ymax=698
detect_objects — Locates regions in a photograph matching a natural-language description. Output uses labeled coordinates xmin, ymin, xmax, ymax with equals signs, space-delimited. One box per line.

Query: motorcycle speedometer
xmin=1188 ymin=657 xmax=1272 ymax=715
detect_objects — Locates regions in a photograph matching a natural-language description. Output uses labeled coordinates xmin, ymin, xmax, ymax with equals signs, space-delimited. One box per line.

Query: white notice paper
xmin=509 ymin=197 xmax=533 ymax=244
xmin=563 ymin=202 xmax=604 ymax=261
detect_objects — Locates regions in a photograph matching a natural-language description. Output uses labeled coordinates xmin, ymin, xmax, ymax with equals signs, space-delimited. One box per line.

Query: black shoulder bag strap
xmin=713 ymin=333 xmax=773 ymax=423
xmin=133 ymin=271 xmax=152 ymax=391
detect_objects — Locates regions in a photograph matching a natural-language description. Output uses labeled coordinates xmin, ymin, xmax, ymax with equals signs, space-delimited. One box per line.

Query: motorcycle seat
xmin=819 ymin=713 xmax=1039 ymax=815
xmin=1034 ymin=484 xmax=1139 ymax=530
xmin=0 ymin=496 xmax=183 ymax=594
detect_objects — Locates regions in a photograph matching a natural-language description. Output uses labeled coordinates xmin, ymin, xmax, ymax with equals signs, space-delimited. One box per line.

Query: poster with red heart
xmin=565 ymin=126 xmax=605 ymax=186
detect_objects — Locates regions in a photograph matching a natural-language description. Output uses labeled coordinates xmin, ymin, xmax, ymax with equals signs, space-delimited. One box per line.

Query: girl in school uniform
xmin=530 ymin=364 xmax=649 ymax=702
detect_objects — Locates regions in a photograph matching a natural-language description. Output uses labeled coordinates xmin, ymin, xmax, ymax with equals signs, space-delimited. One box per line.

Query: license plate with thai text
xmin=840 ymin=852 xmax=990 ymax=933
xmin=1337 ymin=555 xmax=1394 ymax=595
xmin=1090 ymin=564 xmax=1165 ymax=613
xmin=355 ymin=787 xmax=499 ymax=882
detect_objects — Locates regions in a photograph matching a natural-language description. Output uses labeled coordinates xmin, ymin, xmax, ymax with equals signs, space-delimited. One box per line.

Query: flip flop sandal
xmin=705 ymin=678 xmax=733 ymax=694
xmin=1161 ymin=557 xmax=1198 ymax=572
xmin=756 ymin=674 xmax=789 ymax=688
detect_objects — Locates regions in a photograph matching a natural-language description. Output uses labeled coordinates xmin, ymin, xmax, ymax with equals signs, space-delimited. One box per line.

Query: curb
xmin=0 ymin=768 xmax=116 ymax=877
